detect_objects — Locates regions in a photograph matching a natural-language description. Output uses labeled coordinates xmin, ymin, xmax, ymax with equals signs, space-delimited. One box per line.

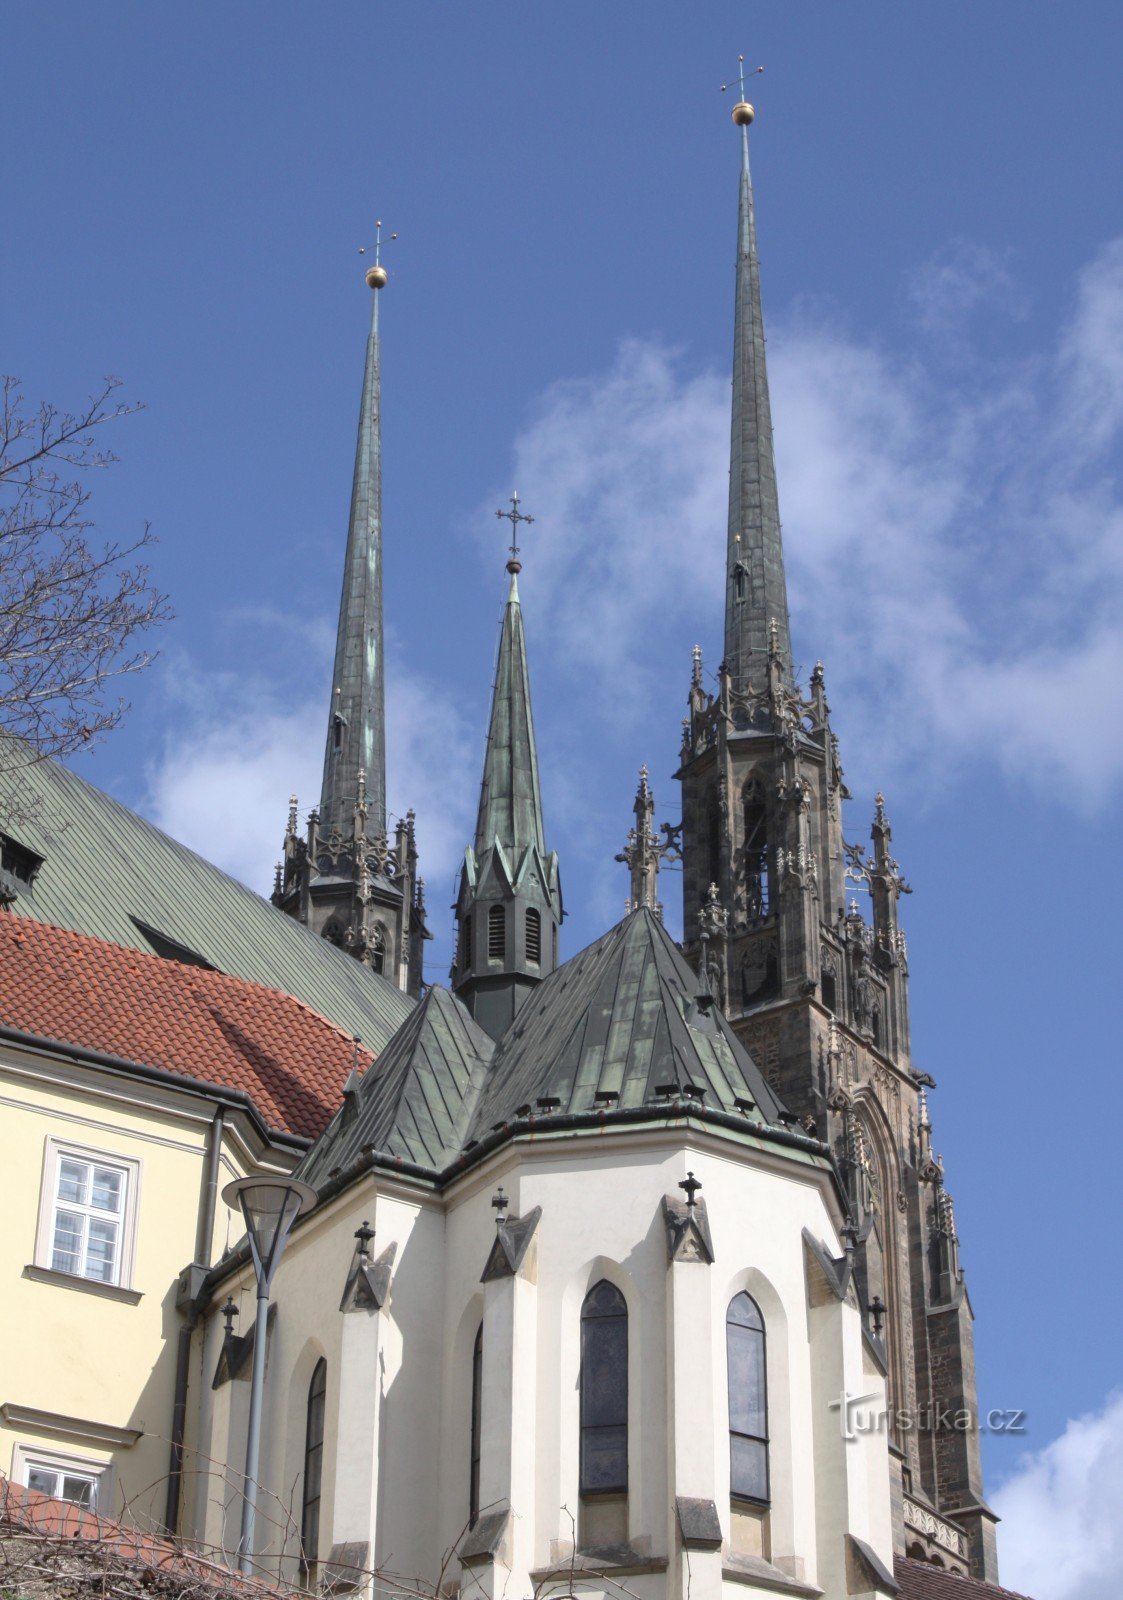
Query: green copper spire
xmin=320 ymin=271 xmax=387 ymax=838
xmin=725 ymin=101 xmax=793 ymax=696
xmin=474 ymin=564 xmax=547 ymax=858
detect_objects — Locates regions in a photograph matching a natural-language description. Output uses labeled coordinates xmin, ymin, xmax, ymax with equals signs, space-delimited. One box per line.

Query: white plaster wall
xmin=190 ymin=1128 xmax=896 ymax=1600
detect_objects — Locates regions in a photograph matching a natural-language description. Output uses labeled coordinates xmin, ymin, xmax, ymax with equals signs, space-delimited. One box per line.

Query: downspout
xmin=164 ymin=1105 xmax=225 ymax=1534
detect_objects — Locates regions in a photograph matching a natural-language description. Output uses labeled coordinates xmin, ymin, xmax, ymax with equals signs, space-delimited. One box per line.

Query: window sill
xmin=23 ymin=1264 xmax=142 ymax=1305
xmin=722 ymin=1552 xmax=822 ymax=1597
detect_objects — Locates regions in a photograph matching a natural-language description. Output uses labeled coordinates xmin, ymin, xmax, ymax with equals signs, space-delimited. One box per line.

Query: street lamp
xmin=222 ymin=1174 xmax=317 ymax=1573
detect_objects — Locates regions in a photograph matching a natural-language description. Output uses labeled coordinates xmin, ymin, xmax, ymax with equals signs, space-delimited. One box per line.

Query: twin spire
xmin=725 ymin=92 xmax=793 ymax=696
xmin=302 ymin=72 xmax=792 ymax=994
xmin=320 ymin=274 xmax=387 ymax=840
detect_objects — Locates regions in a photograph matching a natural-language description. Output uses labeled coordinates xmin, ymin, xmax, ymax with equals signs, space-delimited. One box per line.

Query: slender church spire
xmin=319 ymin=226 xmax=394 ymax=839
xmin=474 ymin=515 xmax=547 ymax=860
xmin=454 ymin=506 xmax=562 ymax=1040
xmin=723 ymin=70 xmax=792 ymax=695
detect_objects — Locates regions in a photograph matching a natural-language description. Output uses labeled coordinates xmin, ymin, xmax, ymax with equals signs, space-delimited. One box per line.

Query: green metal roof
xmin=0 ymin=748 xmax=413 ymax=1051
xmin=296 ymin=984 xmax=494 ymax=1181
xmin=468 ymin=907 xmax=786 ymax=1137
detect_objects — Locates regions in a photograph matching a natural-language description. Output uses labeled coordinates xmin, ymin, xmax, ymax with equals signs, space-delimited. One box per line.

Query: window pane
xmin=728 ymin=1324 xmax=766 ymax=1438
xmin=91 ymin=1167 xmax=123 ymax=1213
xmin=728 ymin=1291 xmax=763 ymax=1331
xmin=27 ymin=1468 xmax=58 ymax=1497
xmin=730 ymin=1435 xmax=768 ymax=1502
xmin=51 ymin=1211 xmax=83 ymax=1274
xmin=57 ymin=1159 xmax=88 ymax=1205
xmin=580 ymin=1425 xmax=627 ymax=1492
xmin=581 ymin=1315 xmax=627 ymax=1427
xmin=84 ymin=1218 xmax=119 ymax=1281
xmin=61 ymin=1475 xmax=94 ymax=1507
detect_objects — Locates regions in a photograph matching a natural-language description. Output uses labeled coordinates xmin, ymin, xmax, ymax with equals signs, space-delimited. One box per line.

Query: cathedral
xmin=0 ymin=83 xmax=1027 ymax=1600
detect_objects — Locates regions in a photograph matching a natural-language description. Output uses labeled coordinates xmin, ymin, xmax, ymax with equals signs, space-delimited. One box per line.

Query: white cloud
xmin=142 ymin=645 xmax=477 ymax=947
xmin=993 ymin=1390 xmax=1123 ymax=1598
xmin=489 ymin=236 xmax=1123 ymax=810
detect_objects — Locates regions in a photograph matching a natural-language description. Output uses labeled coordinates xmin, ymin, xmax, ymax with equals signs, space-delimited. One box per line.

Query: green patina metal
xmin=725 ymin=120 xmax=793 ymax=694
xmin=320 ymin=287 xmax=387 ymax=839
xmin=296 ymin=907 xmax=814 ymax=1181
xmin=475 ymin=571 xmax=546 ymax=859
xmin=0 ymin=749 xmax=412 ymax=1048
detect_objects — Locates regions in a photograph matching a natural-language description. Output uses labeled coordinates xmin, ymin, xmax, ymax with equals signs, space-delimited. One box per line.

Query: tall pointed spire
xmin=454 ymin=519 xmax=562 ymax=1041
xmin=320 ymin=244 xmax=389 ymax=839
xmin=724 ymin=80 xmax=792 ymax=696
xmin=474 ymin=562 xmax=547 ymax=860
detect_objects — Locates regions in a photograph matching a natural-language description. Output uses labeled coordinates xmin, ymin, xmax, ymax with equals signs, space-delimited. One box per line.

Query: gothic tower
xmin=452 ymin=549 xmax=562 ymax=1041
xmin=675 ymin=95 xmax=999 ymax=1580
xmin=274 ymin=247 xmax=429 ymax=996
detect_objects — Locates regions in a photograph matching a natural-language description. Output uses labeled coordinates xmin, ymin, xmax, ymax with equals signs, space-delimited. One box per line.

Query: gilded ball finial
xmin=732 ymin=101 xmax=755 ymax=127
xmin=365 ymin=264 xmax=388 ymax=290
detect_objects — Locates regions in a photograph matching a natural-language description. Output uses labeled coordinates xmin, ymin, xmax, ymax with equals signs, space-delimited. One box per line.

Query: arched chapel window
xmin=469 ymin=1323 xmax=483 ymax=1527
xmin=526 ymin=907 xmax=542 ymax=965
xmin=299 ymin=1358 xmax=327 ymax=1587
xmin=488 ymin=903 xmax=506 ymax=962
xmin=727 ymin=1293 xmax=769 ymax=1505
xmin=580 ymin=1281 xmax=628 ymax=1495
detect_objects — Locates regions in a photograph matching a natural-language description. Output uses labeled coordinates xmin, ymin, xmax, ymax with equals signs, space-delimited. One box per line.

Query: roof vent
xmin=130 ymin=918 xmax=216 ymax=970
xmin=0 ymin=832 xmax=44 ymax=897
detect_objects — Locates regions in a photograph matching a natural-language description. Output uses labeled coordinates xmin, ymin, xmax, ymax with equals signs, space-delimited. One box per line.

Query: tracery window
xmin=727 ymin=1292 xmax=769 ymax=1504
xmin=742 ymin=781 xmax=770 ymax=919
xmin=579 ymin=1281 xmax=628 ymax=1494
xmin=299 ymin=1359 xmax=327 ymax=1587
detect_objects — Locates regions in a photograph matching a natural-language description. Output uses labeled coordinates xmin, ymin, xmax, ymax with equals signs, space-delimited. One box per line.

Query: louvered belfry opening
xmin=488 ymin=903 xmax=506 ymax=961
xmin=526 ymin=906 xmax=541 ymax=965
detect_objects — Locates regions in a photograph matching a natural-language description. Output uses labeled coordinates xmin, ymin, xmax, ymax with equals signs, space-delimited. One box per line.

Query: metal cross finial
xmin=720 ymin=56 xmax=764 ymax=98
xmin=221 ymin=1297 xmax=239 ymax=1339
xmin=355 ymin=1219 xmax=375 ymax=1258
xmin=491 ymin=1185 xmax=509 ymax=1227
xmin=869 ymin=1295 xmax=887 ymax=1338
xmin=496 ymin=492 xmax=535 ymax=571
xmin=679 ymin=1170 xmax=702 ymax=1212
xmin=359 ymin=218 xmax=399 ymax=268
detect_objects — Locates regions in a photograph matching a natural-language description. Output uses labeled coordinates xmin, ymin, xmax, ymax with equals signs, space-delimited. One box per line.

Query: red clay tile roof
xmin=0 ymin=1475 xmax=281 ymax=1597
xmin=896 ymin=1554 xmax=1035 ymax=1600
xmin=0 ymin=916 xmax=374 ymax=1139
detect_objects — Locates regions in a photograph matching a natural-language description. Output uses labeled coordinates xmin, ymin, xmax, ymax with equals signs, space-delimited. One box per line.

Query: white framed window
xmin=13 ymin=1443 xmax=109 ymax=1510
xmin=34 ymin=1139 xmax=142 ymax=1291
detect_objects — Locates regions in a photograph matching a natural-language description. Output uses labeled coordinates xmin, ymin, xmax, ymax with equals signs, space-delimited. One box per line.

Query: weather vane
xmin=359 ymin=218 xmax=398 ymax=289
xmin=720 ymin=55 xmax=764 ymax=127
xmin=495 ymin=491 xmax=535 ymax=573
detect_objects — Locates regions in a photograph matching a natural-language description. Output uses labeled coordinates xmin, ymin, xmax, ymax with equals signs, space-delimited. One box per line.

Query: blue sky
xmin=3 ymin=6 xmax=1121 ymax=1591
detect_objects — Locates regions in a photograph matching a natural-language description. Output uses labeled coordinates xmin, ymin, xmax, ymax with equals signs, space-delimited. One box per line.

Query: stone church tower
xmin=675 ymin=105 xmax=998 ymax=1580
xmin=273 ymin=249 xmax=429 ymax=995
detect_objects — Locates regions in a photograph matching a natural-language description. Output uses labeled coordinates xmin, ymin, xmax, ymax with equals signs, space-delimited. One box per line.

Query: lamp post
xmin=222 ymin=1174 xmax=317 ymax=1574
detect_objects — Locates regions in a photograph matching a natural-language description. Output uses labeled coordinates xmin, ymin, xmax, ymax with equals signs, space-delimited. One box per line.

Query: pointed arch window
xmin=525 ymin=907 xmax=542 ymax=965
xmin=488 ymin=903 xmax=506 ymax=962
xmin=370 ymin=925 xmax=386 ymax=976
xmin=727 ymin=1293 xmax=768 ymax=1504
xmin=469 ymin=1323 xmax=483 ymax=1526
xmin=742 ymin=781 xmax=770 ymax=919
xmin=580 ymin=1280 xmax=628 ymax=1494
xmin=299 ymin=1358 xmax=327 ymax=1586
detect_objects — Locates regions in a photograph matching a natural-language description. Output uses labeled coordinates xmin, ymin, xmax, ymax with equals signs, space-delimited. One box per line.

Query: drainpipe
xmin=164 ymin=1105 xmax=225 ymax=1534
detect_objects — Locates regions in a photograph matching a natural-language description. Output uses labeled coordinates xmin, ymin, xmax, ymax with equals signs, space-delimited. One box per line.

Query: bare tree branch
xmin=0 ymin=374 xmax=171 ymax=768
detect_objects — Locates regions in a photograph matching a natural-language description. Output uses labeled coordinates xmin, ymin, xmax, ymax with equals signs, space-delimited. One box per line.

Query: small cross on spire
xmin=359 ymin=218 xmax=398 ymax=289
xmin=679 ymin=1170 xmax=702 ymax=1211
xmin=496 ymin=492 xmax=535 ymax=574
xmin=720 ymin=55 xmax=764 ymax=127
